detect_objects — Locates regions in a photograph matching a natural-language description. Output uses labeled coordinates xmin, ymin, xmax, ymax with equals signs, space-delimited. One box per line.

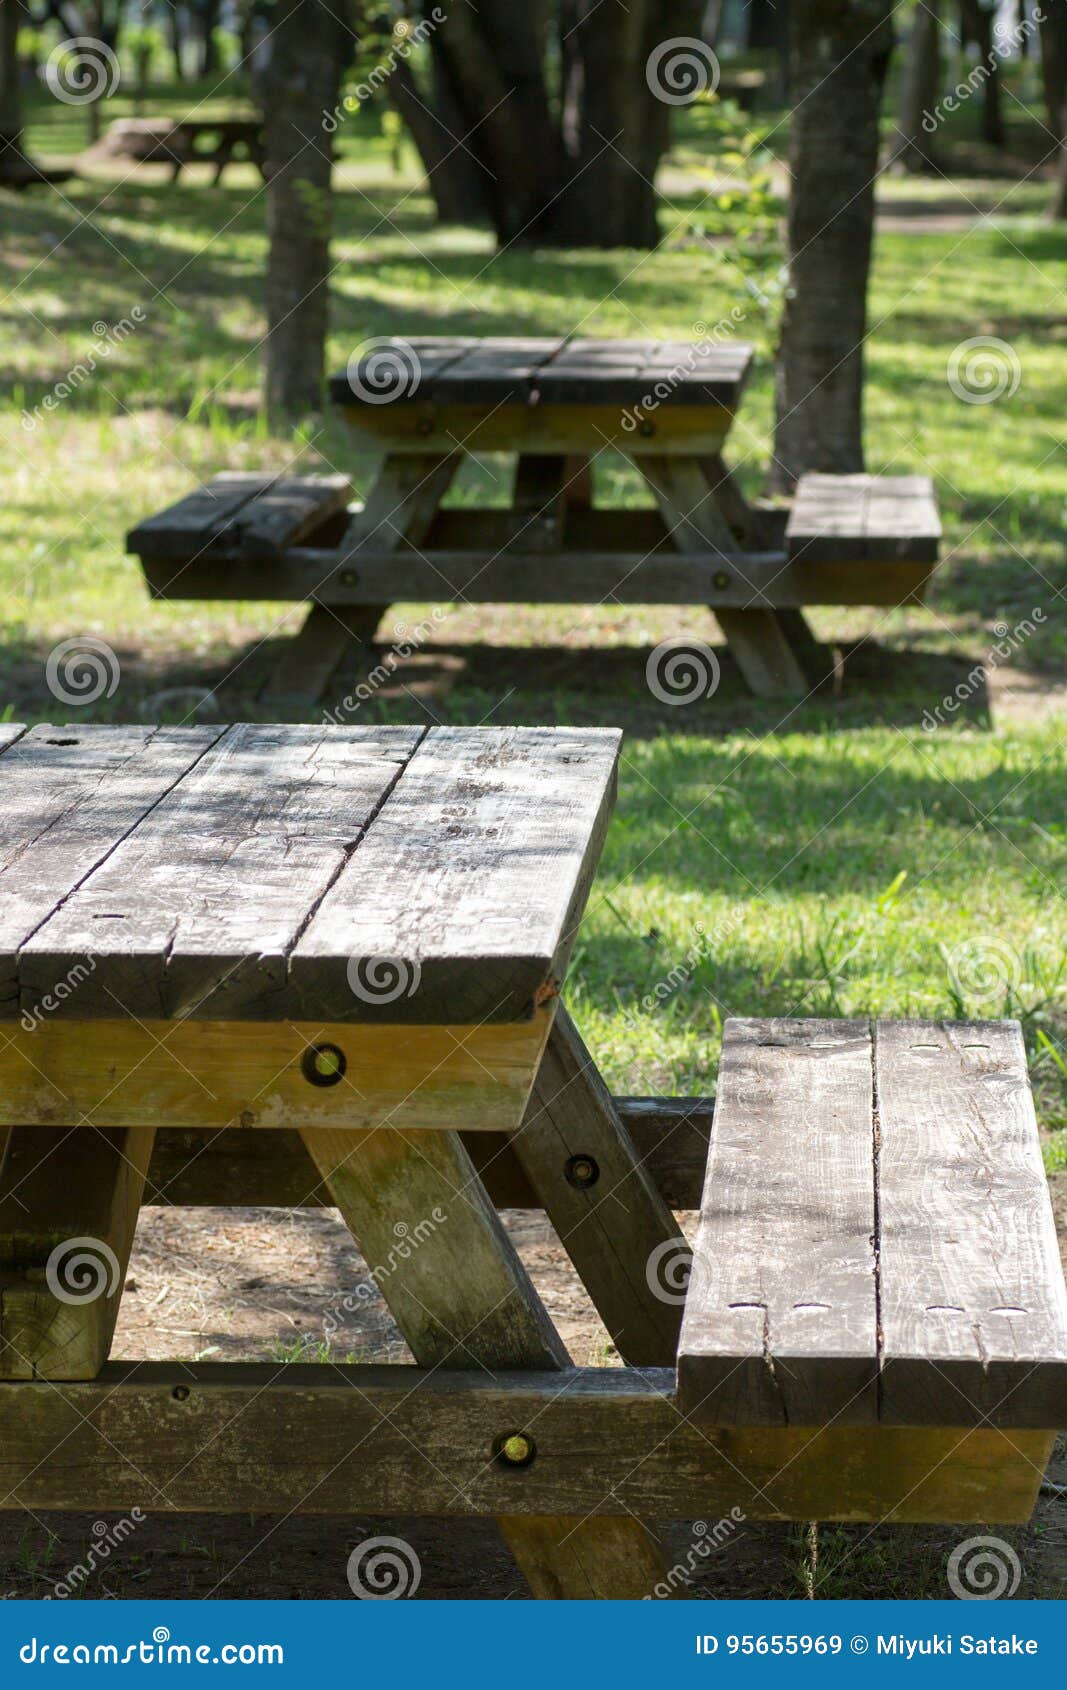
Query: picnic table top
xmin=330 ymin=336 xmax=753 ymax=410
xmin=0 ymin=723 xmax=620 ymax=1027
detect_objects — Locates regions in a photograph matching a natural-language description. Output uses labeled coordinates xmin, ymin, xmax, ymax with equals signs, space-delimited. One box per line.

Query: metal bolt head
xmin=172 ymin=1385 xmax=190 ymax=1402
xmin=339 ymin=568 xmax=358 ymax=588
xmin=565 ymin=1154 xmax=600 ymax=1190
xmin=713 ymin=569 xmax=730 ymax=590
xmin=415 ymin=416 xmax=434 ymax=436
xmin=496 ymin=1431 xmax=536 ymax=1467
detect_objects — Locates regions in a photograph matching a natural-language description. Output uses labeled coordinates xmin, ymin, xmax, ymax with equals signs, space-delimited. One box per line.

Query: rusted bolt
xmin=172 ymin=1385 xmax=190 ymax=1402
xmin=338 ymin=568 xmax=359 ymax=588
xmin=713 ymin=569 xmax=730 ymax=590
xmin=565 ymin=1154 xmax=600 ymax=1190
xmin=639 ymin=420 xmax=656 ymax=437
xmin=302 ymin=1043 xmax=347 ymax=1088
xmin=495 ymin=1431 xmax=536 ymax=1468
xmin=415 ymin=416 xmax=434 ymax=436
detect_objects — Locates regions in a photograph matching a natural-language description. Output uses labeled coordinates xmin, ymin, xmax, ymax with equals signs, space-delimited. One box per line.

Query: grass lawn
xmin=3 ymin=81 xmax=1064 ymax=1149
xmin=1 ymin=71 xmax=1066 ymax=1604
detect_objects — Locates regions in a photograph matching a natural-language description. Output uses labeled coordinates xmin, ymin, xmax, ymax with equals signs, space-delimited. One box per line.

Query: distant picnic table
xmin=130 ymin=335 xmax=941 ymax=700
xmin=94 ymin=115 xmax=265 ymax=184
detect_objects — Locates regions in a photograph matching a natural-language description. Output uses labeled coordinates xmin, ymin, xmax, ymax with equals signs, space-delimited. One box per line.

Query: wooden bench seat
xmin=128 ymin=473 xmax=352 ymax=572
xmin=786 ymin=472 xmax=941 ymax=566
xmin=678 ymin=1017 xmax=1067 ymax=1432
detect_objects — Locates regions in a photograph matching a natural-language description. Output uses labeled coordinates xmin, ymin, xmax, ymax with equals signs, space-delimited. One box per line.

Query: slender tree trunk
xmin=166 ymin=1 xmax=186 ymax=81
xmin=263 ymin=0 xmax=349 ymax=423
xmin=1041 ymin=4 xmax=1067 ymax=218
xmin=387 ymin=48 xmax=490 ymax=223
xmin=0 ymin=0 xmax=33 ymax=182
xmin=960 ymin=0 xmax=1004 ymax=146
xmin=894 ymin=0 xmax=941 ymax=172
xmin=772 ymin=1 xmax=894 ymax=491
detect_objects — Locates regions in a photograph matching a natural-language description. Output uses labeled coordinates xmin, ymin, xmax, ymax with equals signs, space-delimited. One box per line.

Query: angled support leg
xmin=0 ymin=1125 xmax=155 ymax=1380
xmin=300 ymin=1120 xmax=671 ymax=1597
xmin=264 ymin=451 xmax=460 ymax=703
xmin=512 ymin=1005 xmax=687 ymax=1366
xmin=639 ymin=455 xmax=808 ymax=698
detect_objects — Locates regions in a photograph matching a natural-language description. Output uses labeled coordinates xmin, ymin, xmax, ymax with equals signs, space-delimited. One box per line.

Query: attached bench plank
xmin=678 ymin=1018 xmax=878 ymax=1425
xmin=129 ymin=473 xmax=351 ymax=565
xmin=787 ymin=473 xmax=941 ymax=565
xmin=876 ymin=1019 xmax=1067 ymax=1427
xmin=680 ymin=1016 xmax=1067 ymax=1430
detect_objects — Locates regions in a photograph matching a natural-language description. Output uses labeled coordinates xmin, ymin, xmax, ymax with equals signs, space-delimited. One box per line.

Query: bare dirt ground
xmin=1 ymin=1190 xmax=1064 ymax=1602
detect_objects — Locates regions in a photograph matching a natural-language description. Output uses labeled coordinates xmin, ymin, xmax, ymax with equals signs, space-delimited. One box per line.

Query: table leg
xmin=0 ymin=1125 xmax=155 ymax=1380
xmin=264 ymin=451 xmax=459 ymax=702
xmin=300 ymin=1122 xmax=672 ymax=1597
xmin=639 ymin=455 xmax=809 ymax=698
xmin=511 ymin=1005 xmax=687 ymax=1366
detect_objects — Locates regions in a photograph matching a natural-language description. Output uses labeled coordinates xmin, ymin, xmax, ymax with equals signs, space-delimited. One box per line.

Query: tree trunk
xmin=894 ymin=0 xmax=941 ymax=172
xmin=166 ymin=1 xmax=186 ymax=81
xmin=263 ymin=0 xmax=348 ymax=424
xmin=387 ymin=49 xmax=490 ymax=223
xmin=772 ymin=1 xmax=894 ymax=491
xmin=959 ymin=0 xmax=1004 ymax=146
xmin=0 ymin=0 xmax=38 ymax=183
xmin=1041 ymin=4 xmax=1067 ymax=218
xmin=746 ymin=0 xmax=782 ymax=49
xmin=197 ymin=0 xmax=220 ymax=76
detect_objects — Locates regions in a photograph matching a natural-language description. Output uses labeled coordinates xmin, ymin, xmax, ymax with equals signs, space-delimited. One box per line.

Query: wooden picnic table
xmin=95 ymin=115 xmax=265 ymax=184
xmin=130 ymin=336 xmax=941 ymax=704
xmin=0 ymin=722 xmax=1060 ymax=1598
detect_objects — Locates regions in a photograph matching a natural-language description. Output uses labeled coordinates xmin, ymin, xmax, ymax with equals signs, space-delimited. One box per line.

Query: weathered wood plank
xmin=129 ymin=474 xmax=352 ymax=564
xmin=0 ymin=725 xmax=27 ymax=757
xmin=0 ymin=725 xmax=224 ymax=1016
xmin=512 ymin=1007 xmax=688 ymax=1365
xmin=0 ymin=1012 xmax=553 ymax=1133
xmin=678 ymin=1018 xmax=879 ymax=1426
xmin=17 ymin=725 xmax=423 ymax=1021
xmin=787 ymin=473 xmax=941 ymax=564
xmin=335 ymin=403 xmax=734 ymax=456
xmin=0 ymin=1125 xmax=155 ymax=1379
xmin=144 ymin=1095 xmax=716 ymax=1210
xmin=266 ymin=603 xmax=384 ymax=703
xmin=289 ymin=726 xmax=621 ymax=1026
xmin=875 ymin=1019 xmax=1067 ymax=1427
xmin=0 ymin=1365 xmax=1051 ymax=1523
xmin=300 ymin=1120 xmax=668 ymax=1595
xmin=140 ymin=547 xmax=933 ymax=609
xmin=639 ymin=456 xmax=809 ymax=698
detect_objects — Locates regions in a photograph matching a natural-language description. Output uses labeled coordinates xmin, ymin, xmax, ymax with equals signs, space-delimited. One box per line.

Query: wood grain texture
xmin=639 ymin=456 xmax=808 ymax=697
xmin=787 ymin=473 xmax=941 ymax=564
xmin=678 ymin=1018 xmax=879 ymax=1425
xmin=144 ymin=1095 xmax=716 ymax=1209
xmin=17 ymin=724 xmax=423 ymax=1021
xmin=128 ymin=473 xmax=351 ymax=564
xmin=0 ymin=1012 xmax=553 ymax=1133
xmin=0 ymin=1125 xmax=155 ymax=1379
xmin=335 ymin=402 xmax=733 ymax=457
xmin=299 ymin=1118 xmax=667 ymax=1595
xmin=0 ymin=1365 xmax=1051 ymax=1524
xmin=876 ymin=1019 xmax=1067 ymax=1427
xmin=512 ymin=1006 xmax=688 ymax=1365
xmin=331 ymin=337 xmax=751 ymax=410
xmin=0 ymin=725 xmax=224 ymax=1015
xmin=289 ymin=726 xmax=621 ymax=1025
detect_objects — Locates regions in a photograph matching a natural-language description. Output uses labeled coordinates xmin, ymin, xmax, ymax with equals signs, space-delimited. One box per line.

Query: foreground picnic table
xmin=0 ymin=724 xmax=1062 ymax=1599
xmin=129 ymin=337 xmax=941 ymax=702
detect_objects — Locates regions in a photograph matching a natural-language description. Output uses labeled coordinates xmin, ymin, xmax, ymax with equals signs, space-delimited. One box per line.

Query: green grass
xmin=1 ymin=79 xmax=1065 ymax=1147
